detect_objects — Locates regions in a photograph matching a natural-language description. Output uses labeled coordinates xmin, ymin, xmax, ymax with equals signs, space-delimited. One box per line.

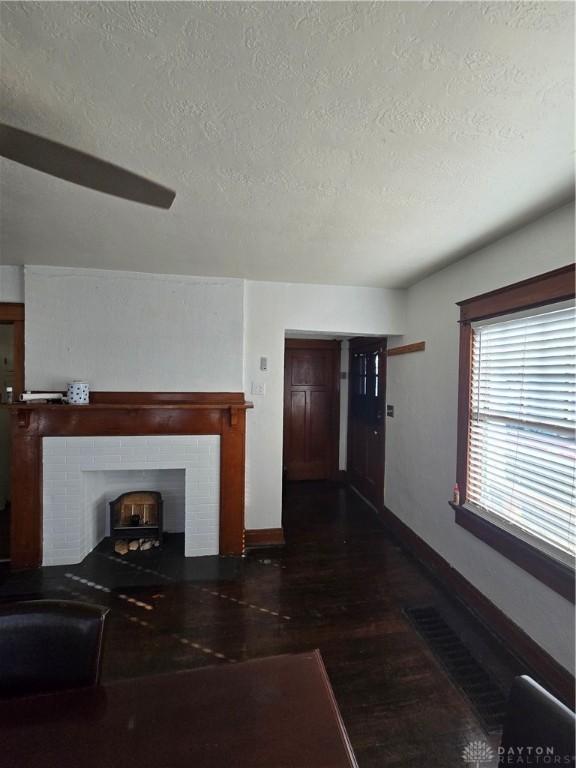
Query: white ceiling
xmin=0 ymin=1 xmax=573 ymax=288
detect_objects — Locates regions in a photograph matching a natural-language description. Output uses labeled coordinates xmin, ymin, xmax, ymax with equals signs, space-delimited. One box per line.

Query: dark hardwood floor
xmin=0 ymin=481 xmax=527 ymax=767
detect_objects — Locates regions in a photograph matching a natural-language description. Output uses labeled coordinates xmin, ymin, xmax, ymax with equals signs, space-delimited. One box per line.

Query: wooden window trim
xmin=454 ymin=264 xmax=575 ymax=602
xmin=458 ymin=264 xmax=575 ymax=322
xmin=450 ymin=503 xmax=574 ymax=603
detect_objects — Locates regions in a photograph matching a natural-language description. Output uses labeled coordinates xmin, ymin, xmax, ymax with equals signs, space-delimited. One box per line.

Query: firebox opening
xmin=110 ymin=490 xmax=163 ymax=555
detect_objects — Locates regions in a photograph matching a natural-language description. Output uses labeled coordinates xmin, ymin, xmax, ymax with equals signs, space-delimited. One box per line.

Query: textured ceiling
xmin=0 ymin=1 xmax=574 ymax=287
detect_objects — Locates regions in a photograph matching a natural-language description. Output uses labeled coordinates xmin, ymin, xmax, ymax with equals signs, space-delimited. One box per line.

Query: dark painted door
xmin=347 ymin=338 xmax=386 ymax=509
xmin=283 ymin=340 xmax=340 ymax=481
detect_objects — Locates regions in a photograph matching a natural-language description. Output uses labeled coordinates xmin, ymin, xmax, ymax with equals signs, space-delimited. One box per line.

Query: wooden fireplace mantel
xmin=10 ymin=392 xmax=253 ymax=570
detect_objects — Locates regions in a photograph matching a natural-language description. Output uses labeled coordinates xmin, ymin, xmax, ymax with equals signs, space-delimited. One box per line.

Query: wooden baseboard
xmin=380 ymin=505 xmax=575 ymax=707
xmin=245 ymin=528 xmax=285 ymax=548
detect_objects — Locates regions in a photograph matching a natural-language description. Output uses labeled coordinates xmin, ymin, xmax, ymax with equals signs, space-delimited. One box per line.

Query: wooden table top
xmin=1 ymin=650 xmax=358 ymax=768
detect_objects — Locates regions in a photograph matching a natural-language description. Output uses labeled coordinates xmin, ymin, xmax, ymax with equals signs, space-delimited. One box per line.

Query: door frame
xmin=0 ymin=303 xmax=24 ymax=399
xmin=346 ymin=336 xmax=387 ymax=509
xmin=283 ymin=338 xmax=341 ymax=481
xmin=0 ymin=302 xmax=24 ymax=558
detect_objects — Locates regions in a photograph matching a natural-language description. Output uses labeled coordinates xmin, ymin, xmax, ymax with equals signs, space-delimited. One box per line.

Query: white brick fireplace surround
xmin=42 ymin=435 xmax=220 ymax=566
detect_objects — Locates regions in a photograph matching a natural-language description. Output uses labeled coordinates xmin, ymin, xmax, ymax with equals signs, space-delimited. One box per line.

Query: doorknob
xmin=373 ymin=430 xmax=378 ymax=435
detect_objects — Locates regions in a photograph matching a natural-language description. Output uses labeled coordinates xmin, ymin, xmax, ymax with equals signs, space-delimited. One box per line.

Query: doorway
xmin=283 ymin=339 xmax=340 ymax=481
xmin=347 ymin=337 xmax=386 ymax=510
xmin=0 ymin=303 xmax=24 ymax=561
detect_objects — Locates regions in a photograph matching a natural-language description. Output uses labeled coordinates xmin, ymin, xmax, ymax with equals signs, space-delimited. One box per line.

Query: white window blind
xmin=468 ymin=301 xmax=576 ymax=565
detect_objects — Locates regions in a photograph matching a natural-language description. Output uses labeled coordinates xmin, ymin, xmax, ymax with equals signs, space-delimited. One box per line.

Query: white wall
xmin=23 ymin=265 xmax=406 ymax=534
xmin=25 ymin=266 xmax=245 ymax=392
xmin=244 ymin=281 xmax=406 ymax=530
xmin=385 ymin=202 xmax=576 ymax=672
xmin=0 ymin=266 xmax=24 ymax=303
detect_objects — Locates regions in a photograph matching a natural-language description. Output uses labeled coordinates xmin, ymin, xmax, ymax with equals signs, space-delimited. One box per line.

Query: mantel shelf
xmin=11 ymin=402 xmax=254 ymax=411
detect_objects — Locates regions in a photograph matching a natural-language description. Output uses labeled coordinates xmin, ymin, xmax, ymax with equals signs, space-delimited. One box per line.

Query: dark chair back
xmin=500 ymin=676 xmax=575 ymax=763
xmin=0 ymin=599 xmax=109 ymax=697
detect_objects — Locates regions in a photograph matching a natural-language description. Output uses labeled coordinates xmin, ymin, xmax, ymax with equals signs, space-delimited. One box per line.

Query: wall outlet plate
xmin=251 ymin=382 xmax=266 ymax=396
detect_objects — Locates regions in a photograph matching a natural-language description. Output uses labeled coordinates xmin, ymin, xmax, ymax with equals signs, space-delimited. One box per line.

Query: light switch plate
xmin=386 ymin=404 xmax=394 ymax=417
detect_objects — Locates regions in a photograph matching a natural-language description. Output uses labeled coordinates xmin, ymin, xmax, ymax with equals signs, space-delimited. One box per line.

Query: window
xmin=351 ymin=349 xmax=380 ymax=415
xmin=454 ymin=265 xmax=575 ymax=602
xmin=469 ymin=302 xmax=575 ymax=562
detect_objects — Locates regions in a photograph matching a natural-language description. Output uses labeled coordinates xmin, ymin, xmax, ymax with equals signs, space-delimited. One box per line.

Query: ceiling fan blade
xmin=0 ymin=123 xmax=175 ymax=209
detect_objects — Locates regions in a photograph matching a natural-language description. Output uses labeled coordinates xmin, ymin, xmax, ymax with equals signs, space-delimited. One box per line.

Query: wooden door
xmin=0 ymin=304 xmax=24 ymax=399
xmin=283 ymin=340 xmax=340 ymax=481
xmin=0 ymin=303 xmax=24 ymax=561
xmin=347 ymin=338 xmax=386 ymax=509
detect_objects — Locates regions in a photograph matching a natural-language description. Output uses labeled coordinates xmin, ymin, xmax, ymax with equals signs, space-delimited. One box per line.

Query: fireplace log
xmin=114 ymin=540 xmax=129 ymax=556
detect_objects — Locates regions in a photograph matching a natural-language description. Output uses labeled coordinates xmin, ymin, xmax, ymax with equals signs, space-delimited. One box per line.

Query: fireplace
xmin=41 ymin=436 xmax=217 ymax=565
xmin=9 ymin=393 xmax=252 ymax=569
xmin=109 ymin=490 xmax=163 ymax=554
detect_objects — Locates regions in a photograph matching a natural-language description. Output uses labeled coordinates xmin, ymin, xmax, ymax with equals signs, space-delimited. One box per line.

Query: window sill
xmin=450 ymin=502 xmax=575 ymax=604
